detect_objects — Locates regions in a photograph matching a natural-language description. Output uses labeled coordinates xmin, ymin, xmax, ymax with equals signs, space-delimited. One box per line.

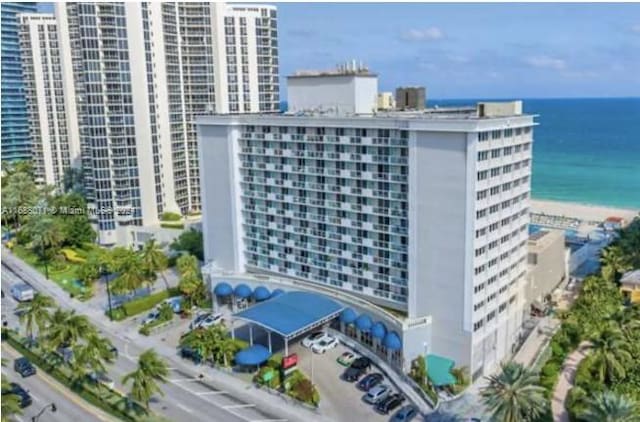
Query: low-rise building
xmin=526 ymin=229 xmax=566 ymax=310
xmin=620 ymin=270 xmax=640 ymax=304
xmin=377 ymin=92 xmax=395 ymax=111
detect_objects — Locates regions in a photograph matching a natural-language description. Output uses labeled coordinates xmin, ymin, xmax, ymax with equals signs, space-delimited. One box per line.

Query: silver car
xmin=364 ymin=384 xmax=391 ymax=404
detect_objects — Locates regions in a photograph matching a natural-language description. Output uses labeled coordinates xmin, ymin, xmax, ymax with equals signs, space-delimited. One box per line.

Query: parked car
xmin=88 ymin=372 xmax=115 ymax=390
xmin=357 ymin=372 xmax=383 ymax=391
xmin=351 ymin=356 xmax=371 ymax=370
xmin=337 ymin=351 xmax=357 ymax=366
xmin=10 ymin=284 xmax=34 ymax=302
xmin=375 ymin=393 xmax=405 ymax=414
xmin=180 ymin=346 xmax=202 ymax=364
xmin=301 ymin=331 xmax=325 ymax=348
xmin=163 ymin=296 xmax=183 ymax=313
xmin=14 ymin=357 xmax=36 ymax=378
xmin=364 ymin=384 xmax=391 ymax=404
xmin=392 ymin=405 xmax=418 ymax=422
xmin=311 ymin=336 xmax=338 ymax=354
xmin=197 ymin=312 xmax=223 ymax=329
xmin=2 ymin=382 xmax=32 ymax=408
xmin=141 ymin=309 xmax=160 ymax=325
xmin=190 ymin=313 xmax=210 ymax=330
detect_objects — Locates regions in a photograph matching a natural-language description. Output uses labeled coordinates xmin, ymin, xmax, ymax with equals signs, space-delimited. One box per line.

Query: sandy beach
xmin=531 ymin=199 xmax=639 ymax=230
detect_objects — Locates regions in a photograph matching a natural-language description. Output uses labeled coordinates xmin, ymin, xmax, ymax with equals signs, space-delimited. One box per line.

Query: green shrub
xmin=160 ymin=222 xmax=184 ymax=230
xmin=267 ymin=353 xmax=283 ymax=369
xmin=161 ymin=212 xmax=182 ymax=221
xmin=121 ymin=288 xmax=180 ymax=317
xmin=60 ymin=248 xmax=87 ymax=264
xmin=139 ymin=325 xmax=151 ymax=336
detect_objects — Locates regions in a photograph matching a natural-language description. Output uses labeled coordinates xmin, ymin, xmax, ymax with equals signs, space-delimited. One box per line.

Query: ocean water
xmin=431 ymin=97 xmax=640 ymax=209
xmin=281 ymin=98 xmax=640 ymax=209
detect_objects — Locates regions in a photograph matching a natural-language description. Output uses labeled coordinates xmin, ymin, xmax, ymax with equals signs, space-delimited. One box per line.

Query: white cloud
xmin=523 ymin=55 xmax=567 ymax=70
xmin=631 ymin=24 xmax=640 ymax=33
xmin=401 ymin=27 xmax=444 ymax=41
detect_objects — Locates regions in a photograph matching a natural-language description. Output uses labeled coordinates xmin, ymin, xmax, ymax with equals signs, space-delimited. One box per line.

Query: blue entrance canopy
xmin=214 ymin=282 xmax=233 ymax=296
xmin=235 ymin=345 xmax=271 ymax=366
xmin=383 ymin=331 xmax=401 ymax=350
xmin=340 ymin=308 xmax=357 ymax=324
xmin=233 ymin=291 xmax=344 ymax=339
xmin=355 ymin=314 xmax=373 ymax=332
xmin=270 ymin=288 xmax=285 ymax=298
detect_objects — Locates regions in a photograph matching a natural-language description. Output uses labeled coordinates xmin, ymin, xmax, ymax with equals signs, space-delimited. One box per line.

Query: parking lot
xmin=291 ymin=339 xmax=405 ymax=422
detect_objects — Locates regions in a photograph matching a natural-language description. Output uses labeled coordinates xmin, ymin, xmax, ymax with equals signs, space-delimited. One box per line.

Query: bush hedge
xmin=161 ymin=212 xmax=182 ymax=221
xmin=60 ymin=248 xmax=87 ymax=264
xmin=121 ymin=288 xmax=180 ymax=317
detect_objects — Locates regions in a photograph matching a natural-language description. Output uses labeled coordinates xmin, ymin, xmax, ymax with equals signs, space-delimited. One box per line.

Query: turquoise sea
xmin=281 ymin=98 xmax=640 ymax=209
xmin=434 ymin=98 xmax=640 ymax=209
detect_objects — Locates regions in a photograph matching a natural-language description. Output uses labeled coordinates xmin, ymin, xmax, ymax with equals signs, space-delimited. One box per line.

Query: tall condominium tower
xmin=1 ymin=2 xmax=38 ymax=162
xmin=19 ymin=13 xmax=81 ymax=188
xmin=54 ymin=2 xmax=278 ymax=245
xmin=198 ymin=72 xmax=533 ymax=378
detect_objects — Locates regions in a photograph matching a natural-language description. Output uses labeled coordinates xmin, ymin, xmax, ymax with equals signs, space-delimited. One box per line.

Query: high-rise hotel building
xmin=52 ymin=2 xmax=278 ymax=245
xmin=19 ymin=14 xmax=81 ymax=188
xmin=1 ymin=2 xmax=38 ymax=162
xmin=199 ymin=70 xmax=534 ymax=378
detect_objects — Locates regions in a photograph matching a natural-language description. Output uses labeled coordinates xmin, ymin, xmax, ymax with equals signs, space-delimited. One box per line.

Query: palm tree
xmin=480 ymin=361 xmax=548 ymax=422
xmin=579 ymin=391 xmax=640 ymax=422
xmin=16 ymin=293 xmax=54 ymax=341
xmin=176 ymin=253 xmax=199 ymax=281
xmin=25 ymin=216 xmax=63 ymax=279
xmin=178 ymin=274 xmax=205 ymax=307
xmin=600 ymin=246 xmax=631 ymax=284
xmin=111 ymin=253 xmax=146 ymax=295
xmin=46 ymin=308 xmax=96 ymax=351
xmin=589 ymin=325 xmax=633 ymax=383
xmin=1 ymin=375 xmax=22 ymax=422
xmin=122 ymin=349 xmax=169 ymax=410
xmin=73 ymin=333 xmax=115 ymax=389
xmin=77 ymin=251 xmax=102 ymax=287
xmin=140 ymin=239 xmax=169 ymax=289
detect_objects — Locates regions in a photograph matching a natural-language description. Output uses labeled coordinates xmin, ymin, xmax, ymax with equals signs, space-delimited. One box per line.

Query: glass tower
xmin=1 ymin=2 xmax=38 ymax=162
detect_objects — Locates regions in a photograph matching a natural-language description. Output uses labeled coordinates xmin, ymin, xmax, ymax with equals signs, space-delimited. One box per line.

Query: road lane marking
xmin=196 ymin=391 xmax=227 ymax=396
xmin=223 ymin=404 xmax=256 ymax=410
xmin=250 ymin=419 xmax=289 ymax=422
xmin=175 ymin=402 xmax=194 ymax=414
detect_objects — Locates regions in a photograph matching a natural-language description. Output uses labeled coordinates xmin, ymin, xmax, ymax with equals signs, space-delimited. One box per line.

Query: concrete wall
xmin=526 ymin=230 xmax=566 ymax=306
xmin=408 ymin=130 xmax=472 ymax=368
xmin=287 ymin=74 xmax=377 ymax=115
xmin=198 ymin=124 xmax=243 ymax=271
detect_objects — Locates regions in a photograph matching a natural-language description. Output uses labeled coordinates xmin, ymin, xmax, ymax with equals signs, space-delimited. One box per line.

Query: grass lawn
xmin=11 ymin=244 xmax=92 ymax=300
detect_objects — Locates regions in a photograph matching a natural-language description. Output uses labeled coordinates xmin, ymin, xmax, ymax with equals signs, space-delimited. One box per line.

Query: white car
xmin=141 ymin=309 xmax=160 ymax=325
xmin=301 ymin=332 xmax=326 ymax=348
xmin=311 ymin=336 xmax=338 ymax=354
xmin=197 ymin=312 xmax=223 ymax=329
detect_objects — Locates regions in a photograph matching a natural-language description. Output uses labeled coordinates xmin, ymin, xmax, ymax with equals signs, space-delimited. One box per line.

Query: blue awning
xmin=234 ymin=284 xmax=252 ymax=298
xmin=271 ymin=289 xmax=285 ymax=298
xmin=383 ymin=331 xmax=401 ymax=350
xmin=270 ymin=288 xmax=285 ymax=298
xmin=355 ymin=314 xmax=373 ymax=332
xmin=340 ymin=308 xmax=358 ymax=324
xmin=234 ymin=345 xmax=271 ymax=366
xmin=214 ymin=282 xmax=233 ymax=297
xmin=371 ymin=321 xmax=387 ymax=339
xmin=254 ymin=286 xmax=271 ymax=301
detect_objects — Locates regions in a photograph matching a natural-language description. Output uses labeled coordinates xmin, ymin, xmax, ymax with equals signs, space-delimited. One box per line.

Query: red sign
xmin=282 ymin=353 xmax=298 ymax=370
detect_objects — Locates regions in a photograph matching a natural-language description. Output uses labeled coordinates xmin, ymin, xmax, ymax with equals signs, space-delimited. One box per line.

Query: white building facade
xmin=198 ymin=103 xmax=534 ymax=378
xmin=54 ymin=2 xmax=278 ymax=245
xmin=19 ymin=13 xmax=81 ymax=188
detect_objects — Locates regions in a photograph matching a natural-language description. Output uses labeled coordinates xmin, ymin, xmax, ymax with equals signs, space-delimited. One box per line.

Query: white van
xmin=10 ymin=284 xmax=34 ymax=302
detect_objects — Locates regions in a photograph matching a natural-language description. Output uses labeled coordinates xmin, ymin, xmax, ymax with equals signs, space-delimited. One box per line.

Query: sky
xmin=277 ymin=3 xmax=640 ymax=99
xmin=40 ymin=2 xmax=640 ymax=99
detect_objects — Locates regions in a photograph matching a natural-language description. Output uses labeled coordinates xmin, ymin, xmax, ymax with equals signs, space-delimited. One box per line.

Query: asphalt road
xmin=2 ymin=346 xmax=109 ymax=422
xmin=1 ymin=250 xmax=323 ymax=422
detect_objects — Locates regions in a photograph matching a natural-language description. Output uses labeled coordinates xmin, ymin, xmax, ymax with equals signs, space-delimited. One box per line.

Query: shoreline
xmin=530 ymin=198 xmax=639 ymax=229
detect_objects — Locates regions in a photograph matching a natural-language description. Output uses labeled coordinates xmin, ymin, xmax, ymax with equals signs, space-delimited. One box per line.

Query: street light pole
xmin=103 ymin=265 xmax=113 ymax=321
xmin=32 ymin=403 xmax=56 ymax=421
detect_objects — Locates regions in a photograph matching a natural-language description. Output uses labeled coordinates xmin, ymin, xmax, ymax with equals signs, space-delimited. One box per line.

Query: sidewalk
xmin=551 ymin=342 xmax=590 ymax=422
